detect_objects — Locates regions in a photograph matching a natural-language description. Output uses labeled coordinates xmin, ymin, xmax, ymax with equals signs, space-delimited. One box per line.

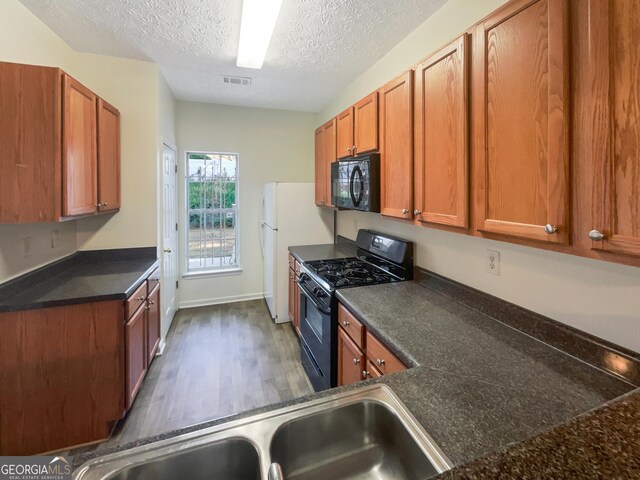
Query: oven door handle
xmin=297 ymin=282 xmax=332 ymax=315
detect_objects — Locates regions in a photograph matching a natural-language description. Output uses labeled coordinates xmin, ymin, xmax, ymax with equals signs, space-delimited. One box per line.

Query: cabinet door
xmin=354 ymin=92 xmax=378 ymax=154
xmin=380 ymin=71 xmax=414 ymax=219
xmin=336 ymin=107 xmax=354 ymax=159
xmin=589 ymin=0 xmax=640 ymax=256
xmin=337 ymin=327 xmax=365 ymax=386
xmin=288 ymin=267 xmax=295 ymax=322
xmin=146 ymin=285 xmax=161 ymax=365
xmin=314 ymin=126 xmax=325 ymax=206
xmin=63 ymin=74 xmax=97 ymax=217
xmin=414 ymin=34 xmax=469 ymax=228
xmin=322 ymin=118 xmax=337 ymax=207
xmin=125 ymin=304 xmax=147 ymax=409
xmin=97 ymin=98 xmax=121 ymax=213
xmin=473 ymin=0 xmax=570 ymax=243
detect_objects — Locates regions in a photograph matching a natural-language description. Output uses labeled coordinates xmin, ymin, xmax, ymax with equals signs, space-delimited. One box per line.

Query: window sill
xmin=182 ymin=267 xmax=243 ymax=280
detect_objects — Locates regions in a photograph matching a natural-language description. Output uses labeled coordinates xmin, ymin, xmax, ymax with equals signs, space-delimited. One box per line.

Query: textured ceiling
xmin=19 ymin=0 xmax=447 ymax=112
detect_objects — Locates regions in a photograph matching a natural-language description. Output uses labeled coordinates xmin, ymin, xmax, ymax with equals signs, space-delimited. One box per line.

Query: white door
xmin=162 ymin=143 xmax=178 ymax=336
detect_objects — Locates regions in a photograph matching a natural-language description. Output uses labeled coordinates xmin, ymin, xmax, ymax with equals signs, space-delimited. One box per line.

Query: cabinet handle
xmin=588 ymin=230 xmax=605 ymax=241
xmin=362 ymin=370 xmax=370 ymax=379
xmin=376 ymin=358 xmax=385 ymax=367
xmin=352 ymin=358 xmax=360 ymax=366
xmin=544 ymin=224 xmax=558 ymax=234
xmin=413 ymin=209 xmax=421 ymax=215
xmin=402 ymin=209 xmax=410 ymax=215
xmin=342 ymin=320 xmax=350 ymax=327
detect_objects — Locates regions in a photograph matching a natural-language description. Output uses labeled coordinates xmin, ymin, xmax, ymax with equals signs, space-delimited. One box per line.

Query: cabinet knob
xmin=588 ymin=229 xmax=605 ymax=241
xmin=544 ymin=224 xmax=558 ymax=234
xmin=413 ymin=209 xmax=421 ymax=216
xmin=149 ymin=300 xmax=155 ymax=306
xmin=402 ymin=209 xmax=410 ymax=215
xmin=347 ymin=147 xmax=352 ymax=153
xmin=342 ymin=320 xmax=350 ymax=327
xmin=95 ymin=203 xmax=101 ymax=208
xmin=352 ymin=146 xmax=357 ymax=155
xmin=362 ymin=370 xmax=370 ymax=379
xmin=138 ymin=296 xmax=145 ymax=301
xmin=352 ymin=357 xmax=360 ymax=366
xmin=102 ymin=202 xmax=108 ymax=207
xmin=320 ymin=200 xmax=325 ymax=205
xmin=376 ymin=358 xmax=385 ymax=367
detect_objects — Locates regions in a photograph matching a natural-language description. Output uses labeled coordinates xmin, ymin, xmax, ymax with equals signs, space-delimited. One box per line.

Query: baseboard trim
xmin=178 ymin=293 xmax=264 ymax=309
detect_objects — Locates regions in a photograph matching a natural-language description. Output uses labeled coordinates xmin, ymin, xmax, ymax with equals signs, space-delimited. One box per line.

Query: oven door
xmin=298 ymin=285 xmax=332 ymax=391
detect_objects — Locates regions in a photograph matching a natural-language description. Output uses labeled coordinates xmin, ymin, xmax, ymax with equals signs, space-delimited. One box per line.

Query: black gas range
xmin=297 ymin=230 xmax=413 ymax=391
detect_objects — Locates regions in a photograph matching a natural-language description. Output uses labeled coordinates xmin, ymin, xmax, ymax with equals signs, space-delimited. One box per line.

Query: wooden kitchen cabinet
xmin=0 ymin=61 xmax=120 ymax=223
xmin=472 ymin=0 xmax=570 ymax=244
xmin=336 ymin=107 xmax=354 ymax=159
xmin=288 ymin=255 xmax=301 ymax=336
xmin=366 ymin=330 xmax=407 ymax=376
xmin=380 ymin=71 xmax=414 ymax=220
xmin=146 ymin=285 xmax=161 ymax=364
xmin=338 ymin=326 xmax=366 ymax=386
xmin=586 ymin=0 xmax=640 ymax=257
xmin=97 ymin=98 xmax=121 ymax=212
xmin=414 ymin=34 xmax=469 ymax=228
xmin=125 ymin=301 xmax=147 ymax=410
xmin=314 ymin=119 xmax=336 ymax=207
xmin=336 ymin=92 xmax=379 ymax=159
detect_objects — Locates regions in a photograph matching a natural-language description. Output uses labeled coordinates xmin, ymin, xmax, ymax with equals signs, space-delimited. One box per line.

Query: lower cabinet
xmin=337 ymin=302 xmax=407 ymax=386
xmin=288 ymin=255 xmax=301 ymax=336
xmin=125 ymin=274 xmax=161 ymax=410
xmin=125 ymin=302 xmax=148 ymax=410
xmin=338 ymin=326 xmax=366 ymax=386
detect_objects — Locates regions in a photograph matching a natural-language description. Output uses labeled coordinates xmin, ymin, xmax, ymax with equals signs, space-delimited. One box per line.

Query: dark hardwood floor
xmin=78 ymin=299 xmax=312 ymax=454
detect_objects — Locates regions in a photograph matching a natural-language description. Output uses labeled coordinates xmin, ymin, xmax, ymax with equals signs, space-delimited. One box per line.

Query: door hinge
xmin=174 ymin=165 xmax=178 ymax=173
xmin=175 ymin=222 xmax=178 ymax=231
xmin=176 ymin=280 xmax=179 ymax=289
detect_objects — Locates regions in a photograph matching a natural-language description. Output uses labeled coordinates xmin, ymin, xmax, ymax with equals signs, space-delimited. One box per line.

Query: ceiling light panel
xmin=237 ymin=0 xmax=283 ymax=69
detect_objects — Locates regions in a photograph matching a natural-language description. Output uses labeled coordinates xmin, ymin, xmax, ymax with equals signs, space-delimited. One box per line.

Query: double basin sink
xmin=74 ymin=385 xmax=452 ymax=480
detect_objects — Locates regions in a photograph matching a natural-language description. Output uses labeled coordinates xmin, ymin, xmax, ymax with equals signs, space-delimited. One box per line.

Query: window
xmin=186 ymin=152 xmax=239 ymax=273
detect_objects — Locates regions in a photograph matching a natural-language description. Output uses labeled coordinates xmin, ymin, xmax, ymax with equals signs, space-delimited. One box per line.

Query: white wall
xmin=176 ymin=101 xmax=316 ymax=307
xmin=0 ymin=0 xmax=161 ymax=283
xmin=320 ymin=0 xmax=640 ymax=353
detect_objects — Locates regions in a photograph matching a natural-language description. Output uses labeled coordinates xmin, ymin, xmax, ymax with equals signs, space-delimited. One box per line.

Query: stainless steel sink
xmin=74 ymin=385 xmax=451 ymax=480
xmin=270 ymin=400 xmax=440 ymax=479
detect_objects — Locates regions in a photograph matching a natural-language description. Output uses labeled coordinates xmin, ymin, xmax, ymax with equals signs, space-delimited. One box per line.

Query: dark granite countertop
xmin=288 ymin=241 xmax=357 ymax=263
xmin=0 ymin=248 xmax=159 ymax=312
xmin=71 ymin=251 xmax=639 ymax=478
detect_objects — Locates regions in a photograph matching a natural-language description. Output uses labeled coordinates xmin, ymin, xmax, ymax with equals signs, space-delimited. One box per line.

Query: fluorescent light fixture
xmin=237 ymin=0 xmax=283 ymax=69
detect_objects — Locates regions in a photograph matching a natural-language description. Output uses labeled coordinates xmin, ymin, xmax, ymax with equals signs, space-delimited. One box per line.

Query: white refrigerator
xmin=261 ymin=183 xmax=334 ymax=322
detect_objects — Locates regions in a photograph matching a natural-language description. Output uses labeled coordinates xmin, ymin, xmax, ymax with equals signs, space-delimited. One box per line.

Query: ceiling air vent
xmin=222 ymin=75 xmax=251 ymax=86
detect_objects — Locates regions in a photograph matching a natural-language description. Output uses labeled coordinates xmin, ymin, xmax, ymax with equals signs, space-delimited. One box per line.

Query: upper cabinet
xmin=472 ymin=0 xmax=570 ymax=244
xmin=588 ymin=0 xmax=640 ymax=257
xmin=380 ymin=71 xmax=414 ymax=219
xmin=414 ymin=34 xmax=469 ymax=228
xmin=315 ymin=119 xmax=335 ymax=207
xmin=336 ymin=92 xmax=379 ymax=159
xmin=63 ymin=75 xmax=98 ymax=217
xmin=97 ymin=99 xmax=121 ymax=213
xmin=0 ymin=61 xmax=121 ymax=224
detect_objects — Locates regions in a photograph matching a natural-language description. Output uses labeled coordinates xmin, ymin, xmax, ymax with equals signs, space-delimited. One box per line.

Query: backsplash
xmin=0 ymin=222 xmax=77 ymax=283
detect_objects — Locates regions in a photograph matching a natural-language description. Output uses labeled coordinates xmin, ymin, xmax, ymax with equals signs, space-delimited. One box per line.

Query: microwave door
xmin=350 ymin=165 xmax=364 ymax=208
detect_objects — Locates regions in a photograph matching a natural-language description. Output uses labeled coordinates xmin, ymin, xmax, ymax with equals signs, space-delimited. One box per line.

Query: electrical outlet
xmin=22 ymin=237 xmax=32 ymax=258
xmin=485 ymin=249 xmax=500 ymax=276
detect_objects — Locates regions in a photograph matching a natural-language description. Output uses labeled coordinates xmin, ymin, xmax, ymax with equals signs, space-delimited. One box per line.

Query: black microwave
xmin=331 ymin=153 xmax=380 ymax=212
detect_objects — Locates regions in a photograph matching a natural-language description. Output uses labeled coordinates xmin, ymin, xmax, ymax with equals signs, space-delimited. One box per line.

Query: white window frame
xmin=183 ymin=150 xmax=241 ymax=276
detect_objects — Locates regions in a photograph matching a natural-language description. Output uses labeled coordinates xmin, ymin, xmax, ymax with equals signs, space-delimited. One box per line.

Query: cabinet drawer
xmin=294 ymin=259 xmax=301 ymax=276
xmin=147 ymin=267 xmax=160 ymax=294
xmin=363 ymin=360 xmax=383 ymax=380
xmin=338 ymin=303 xmax=364 ymax=349
xmin=366 ymin=331 xmax=406 ymax=375
xmin=126 ymin=281 xmax=147 ymax=320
